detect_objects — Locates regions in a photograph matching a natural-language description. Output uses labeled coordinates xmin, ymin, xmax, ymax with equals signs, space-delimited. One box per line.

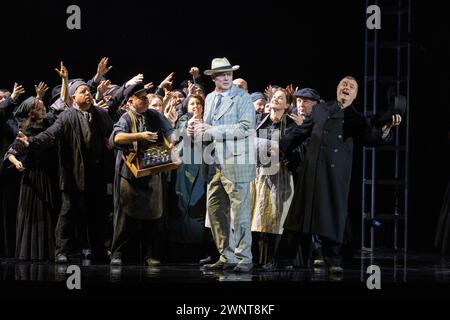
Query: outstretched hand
xmin=285 ymin=84 xmax=297 ymax=97
xmin=97 ymin=57 xmax=113 ymax=78
xmin=14 ymin=161 xmax=25 ymax=172
xmin=35 ymin=82 xmax=49 ymax=100
xmin=16 ymin=131 xmax=29 ymax=147
xmin=382 ymin=114 xmax=402 ymax=133
xmin=55 ymin=61 xmax=68 ymax=79
xmin=264 ymin=85 xmax=273 ymax=101
xmin=125 ymin=74 xmax=144 ymax=88
xmin=287 ymin=113 xmax=303 ymax=126
xmin=11 ymin=82 xmax=25 ymax=103
xmin=140 ymin=131 xmax=158 ymax=142
xmin=144 ymin=82 xmax=154 ymax=91
xmin=189 ymin=67 xmax=200 ymax=79
xmin=94 ymin=99 xmax=109 ymax=111
xmin=158 ymin=72 xmax=174 ymax=91
xmin=97 ymin=79 xmax=112 ymax=96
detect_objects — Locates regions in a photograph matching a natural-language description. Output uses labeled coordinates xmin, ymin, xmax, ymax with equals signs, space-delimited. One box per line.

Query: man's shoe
xmin=145 ymin=258 xmax=161 ymax=266
xmin=313 ymin=259 xmax=326 ymax=268
xmin=328 ymin=265 xmax=344 ymax=274
xmin=199 ymin=256 xmax=213 ymax=265
xmin=278 ymin=259 xmax=295 ymax=270
xmin=82 ymin=248 xmax=92 ymax=260
xmin=110 ymin=257 xmax=122 ymax=266
xmin=262 ymin=262 xmax=276 ymax=271
xmin=202 ymin=260 xmax=236 ymax=271
xmin=233 ymin=263 xmax=253 ymax=273
xmin=202 ymin=260 xmax=225 ymax=270
xmin=55 ymin=254 xmax=68 ymax=264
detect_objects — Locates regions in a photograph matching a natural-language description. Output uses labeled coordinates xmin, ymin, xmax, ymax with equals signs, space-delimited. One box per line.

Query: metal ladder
xmin=361 ymin=0 xmax=411 ymax=253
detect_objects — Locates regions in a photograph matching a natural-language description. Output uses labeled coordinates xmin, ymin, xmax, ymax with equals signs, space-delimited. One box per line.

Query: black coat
xmin=0 ymin=97 xmax=17 ymax=125
xmin=28 ymin=106 xmax=113 ymax=192
xmin=280 ymin=100 xmax=391 ymax=243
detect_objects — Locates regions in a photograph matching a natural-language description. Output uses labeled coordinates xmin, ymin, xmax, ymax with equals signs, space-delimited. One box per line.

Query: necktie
xmin=212 ymin=94 xmax=223 ymax=118
xmin=206 ymin=93 xmax=223 ymax=124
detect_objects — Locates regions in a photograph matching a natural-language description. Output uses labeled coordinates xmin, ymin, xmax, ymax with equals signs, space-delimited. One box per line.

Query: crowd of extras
xmin=0 ymin=56 xmax=401 ymax=273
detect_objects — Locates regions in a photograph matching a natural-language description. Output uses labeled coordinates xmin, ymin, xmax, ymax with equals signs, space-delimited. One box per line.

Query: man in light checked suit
xmin=191 ymin=57 xmax=256 ymax=272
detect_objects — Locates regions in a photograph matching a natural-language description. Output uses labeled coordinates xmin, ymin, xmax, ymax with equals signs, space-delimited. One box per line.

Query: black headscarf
xmin=13 ymin=96 xmax=36 ymax=118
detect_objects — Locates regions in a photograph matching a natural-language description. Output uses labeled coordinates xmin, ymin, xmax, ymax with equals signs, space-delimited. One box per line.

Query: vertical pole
xmin=404 ymin=0 xmax=411 ymax=253
xmin=370 ymin=0 xmax=379 ymax=251
xmin=362 ymin=0 xmax=370 ymax=251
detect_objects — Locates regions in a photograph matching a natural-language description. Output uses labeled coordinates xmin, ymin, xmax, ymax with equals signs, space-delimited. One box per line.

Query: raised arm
xmin=17 ymin=114 xmax=66 ymax=152
xmin=0 ymin=83 xmax=25 ymax=123
xmin=55 ymin=61 xmax=70 ymax=106
xmin=92 ymin=57 xmax=113 ymax=84
xmin=280 ymin=117 xmax=313 ymax=155
xmin=114 ymin=131 xmax=158 ymax=145
xmin=360 ymin=114 xmax=402 ymax=146
xmin=110 ymin=114 xmax=157 ymax=147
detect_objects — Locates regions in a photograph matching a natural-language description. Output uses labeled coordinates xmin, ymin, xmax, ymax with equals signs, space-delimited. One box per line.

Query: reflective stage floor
xmin=1 ymin=251 xmax=450 ymax=306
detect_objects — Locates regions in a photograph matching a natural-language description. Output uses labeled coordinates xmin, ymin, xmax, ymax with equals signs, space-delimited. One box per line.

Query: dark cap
xmin=124 ymin=83 xmax=146 ymax=101
xmin=68 ymin=79 xmax=88 ymax=96
xmin=50 ymin=85 xmax=62 ymax=104
xmin=104 ymin=84 xmax=120 ymax=97
xmin=250 ymin=92 xmax=266 ymax=103
xmin=293 ymin=88 xmax=321 ymax=102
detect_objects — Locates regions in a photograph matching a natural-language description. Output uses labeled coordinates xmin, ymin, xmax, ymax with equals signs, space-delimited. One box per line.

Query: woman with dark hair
xmin=5 ymin=95 xmax=58 ymax=260
xmin=168 ymin=94 xmax=217 ymax=262
xmin=250 ymin=88 xmax=296 ymax=266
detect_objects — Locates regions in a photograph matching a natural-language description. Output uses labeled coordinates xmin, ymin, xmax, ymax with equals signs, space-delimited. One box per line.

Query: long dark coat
xmin=280 ymin=100 xmax=391 ymax=243
xmin=28 ymin=106 xmax=113 ymax=192
xmin=5 ymin=121 xmax=58 ymax=260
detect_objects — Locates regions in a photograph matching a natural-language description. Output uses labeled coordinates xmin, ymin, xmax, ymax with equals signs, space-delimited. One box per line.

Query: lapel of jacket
xmin=203 ymin=94 xmax=214 ymax=123
xmin=214 ymin=87 xmax=238 ymax=121
xmin=214 ymin=96 xmax=233 ymax=121
xmin=328 ymin=100 xmax=344 ymax=119
xmin=256 ymin=113 xmax=270 ymax=131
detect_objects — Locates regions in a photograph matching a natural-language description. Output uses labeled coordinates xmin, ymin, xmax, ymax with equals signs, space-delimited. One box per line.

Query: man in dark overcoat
xmin=280 ymin=76 xmax=402 ymax=272
xmin=17 ymin=80 xmax=113 ymax=263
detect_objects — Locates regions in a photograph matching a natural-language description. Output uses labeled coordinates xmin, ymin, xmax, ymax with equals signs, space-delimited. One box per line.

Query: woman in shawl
xmin=250 ymin=88 xmax=296 ymax=266
xmin=5 ymin=92 xmax=58 ymax=261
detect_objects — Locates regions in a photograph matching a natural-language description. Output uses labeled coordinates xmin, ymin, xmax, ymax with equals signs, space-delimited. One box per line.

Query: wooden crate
xmin=123 ymin=138 xmax=181 ymax=178
xmin=123 ymin=156 xmax=180 ymax=178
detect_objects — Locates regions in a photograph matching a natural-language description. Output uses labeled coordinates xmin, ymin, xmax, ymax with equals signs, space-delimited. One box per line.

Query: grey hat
xmin=250 ymin=92 xmax=266 ymax=103
xmin=293 ymin=88 xmax=321 ymax=102
xmin=68 ymin=80 xmax=88 ymax=96
xmin=204 ymin=57 xmax=240 ymax=76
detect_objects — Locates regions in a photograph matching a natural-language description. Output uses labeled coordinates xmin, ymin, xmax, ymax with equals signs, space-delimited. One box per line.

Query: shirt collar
xmin=215 ymin=88 xmax=230 ymax=97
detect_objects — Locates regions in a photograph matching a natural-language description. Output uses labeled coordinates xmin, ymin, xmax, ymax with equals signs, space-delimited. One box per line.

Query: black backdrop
xmin=0 ymin=0 xmax=448 ymax=252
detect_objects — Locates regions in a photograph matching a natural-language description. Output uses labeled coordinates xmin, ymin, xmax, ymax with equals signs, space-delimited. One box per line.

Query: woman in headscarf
xmin=4 ymin=95 xmax=58 ymax=260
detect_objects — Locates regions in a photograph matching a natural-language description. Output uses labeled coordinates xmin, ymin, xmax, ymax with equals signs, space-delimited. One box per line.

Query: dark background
xmin=0 ymin=0 xmax=448 ymax=253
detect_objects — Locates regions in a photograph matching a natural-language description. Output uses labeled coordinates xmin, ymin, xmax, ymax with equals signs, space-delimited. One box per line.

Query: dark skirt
xmin=0 ymin=165 xmax=21 ymax=258
xmin=168 ymin=163 xmax=206 ymax=245
xmin=435 ymin=181 xmax=450 ymax=254
xmin=15 ymin=169 xmax=56 ymax=260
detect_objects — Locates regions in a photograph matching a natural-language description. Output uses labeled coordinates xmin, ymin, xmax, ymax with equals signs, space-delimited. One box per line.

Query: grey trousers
xmin=207 ymin=168 xmax=252 ymax=264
